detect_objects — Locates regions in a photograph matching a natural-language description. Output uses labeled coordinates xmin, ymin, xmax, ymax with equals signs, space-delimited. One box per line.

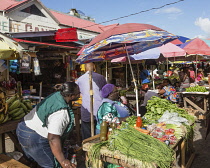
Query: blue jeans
xmin=16 ymin=121 xmax=55 ymax=168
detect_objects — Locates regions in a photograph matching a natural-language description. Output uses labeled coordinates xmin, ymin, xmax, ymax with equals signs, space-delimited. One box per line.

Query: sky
xmin=41 ymin=0 xmax=210 ymax=39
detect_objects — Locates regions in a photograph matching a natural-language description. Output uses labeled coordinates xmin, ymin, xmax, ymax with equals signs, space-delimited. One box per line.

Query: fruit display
xmin=0 ymin=90 xmax=9 ymax=124
xmin=0 ymin=92 xmax=33 ymax=125
xmin=185 ymin=85 xmax=208 ymax=92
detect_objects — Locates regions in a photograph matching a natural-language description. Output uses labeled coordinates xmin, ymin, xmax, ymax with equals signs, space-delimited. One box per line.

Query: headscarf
xmin=101 ymin=84 xmax=115 ymax=98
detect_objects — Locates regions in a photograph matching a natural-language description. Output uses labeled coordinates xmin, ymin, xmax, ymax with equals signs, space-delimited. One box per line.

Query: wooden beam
xmin=184 ymin=97 xmax=206 ymax=113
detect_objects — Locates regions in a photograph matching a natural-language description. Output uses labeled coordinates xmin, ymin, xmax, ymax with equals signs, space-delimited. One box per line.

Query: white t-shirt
xmin=24 ymin=107 xmax=70 ymax=138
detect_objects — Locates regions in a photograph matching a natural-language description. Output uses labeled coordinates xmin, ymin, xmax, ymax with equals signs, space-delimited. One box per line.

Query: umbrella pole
xmin=152 ymin=66 xmax=155 ymax=90
xmin=137 ymin=63 xmax=140 ymax=85
xmin=167 ymin=58 xmax=169 ymax=72
xmin=196 ymin=55 xmax=198 ymax=79
xmin=106 ymin=61 xmax=108 ymax=81
xmin=89 ymin=70 xmax=94 ymax=137
xmin=126 ymin=64 xmax=128 ymax=88
xmin=125 ymin=44 xmax=139 ymax=116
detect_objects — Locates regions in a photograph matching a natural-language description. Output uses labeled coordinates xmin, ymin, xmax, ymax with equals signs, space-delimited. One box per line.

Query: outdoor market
xmin=1 ymin=0 xmax=210 ymax=168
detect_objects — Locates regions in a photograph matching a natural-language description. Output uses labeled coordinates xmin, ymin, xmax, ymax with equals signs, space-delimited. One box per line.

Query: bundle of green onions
xmin=88 ymin=125 xmax=175 ymax=168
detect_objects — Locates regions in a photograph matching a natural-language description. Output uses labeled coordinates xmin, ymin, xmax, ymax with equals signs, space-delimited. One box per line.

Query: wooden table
xmin=83 ymin=134 xmax=195 ymax=168
xmin=181 ymin=92 xmax=210 ymax=120
xmin=0 ymin=119 xmax=22 ymax=154
xmin=0 ymin=154 xmax=29 ymax=168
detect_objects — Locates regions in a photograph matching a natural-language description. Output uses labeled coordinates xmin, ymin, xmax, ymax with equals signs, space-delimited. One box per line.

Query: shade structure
xmin=111 ymin=47 xmax=160 ymax=62
xmin=76 ymin=23 xmax=177 ymax=119
xmin=0 ymin=33 xmax=24 ymax=60
xmin=111 ymin=42 xmax=185 ymax=62
xmin=159 ymin=42 xmax=186 ymax=57
xmin=180 ymin=38 xmax=210 ymax=55
xmin=202 ymin=39 xmax=210 ymax=47
xmin=76 ymin=23 xmax=178 ymax=64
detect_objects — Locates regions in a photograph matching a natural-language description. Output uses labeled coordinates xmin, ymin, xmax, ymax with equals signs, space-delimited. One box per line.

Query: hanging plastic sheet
xmin=33 ymin=57 xmax=41 ymax=76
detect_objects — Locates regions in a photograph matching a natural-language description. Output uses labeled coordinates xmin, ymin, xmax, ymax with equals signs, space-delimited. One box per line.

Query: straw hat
xmin=198 ymin=68 xmax=203 ymax=72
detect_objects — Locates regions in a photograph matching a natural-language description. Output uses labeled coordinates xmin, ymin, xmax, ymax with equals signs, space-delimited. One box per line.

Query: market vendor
xmin=158 ymin=79 xmax=178 ymax=103
xmin=179 ymin=67 xmax=190 ymax=91
xmin=96 ymin=84 xmax=130 ymax=134
xmin=16 ymin=82 xmax=80 ymax=168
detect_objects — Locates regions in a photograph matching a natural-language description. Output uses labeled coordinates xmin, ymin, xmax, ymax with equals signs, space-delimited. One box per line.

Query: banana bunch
xmin=0 ymin=90 xmax=9 ymax=124
xmin=5 ymin=95 xmax=33 ymax=122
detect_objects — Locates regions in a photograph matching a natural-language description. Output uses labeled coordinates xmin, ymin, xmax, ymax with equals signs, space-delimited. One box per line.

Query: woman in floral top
xmin=158 ymin=79 xmax=178 ymax=103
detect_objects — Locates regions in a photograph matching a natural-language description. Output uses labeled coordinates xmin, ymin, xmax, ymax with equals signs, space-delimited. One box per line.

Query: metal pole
xmin=89 ymin=70 xmax=94 ymax=137
xmin=39 ymin=82 xmax=42 ymax=103
xmin=126 ymin=64 xmax=128 ymax=88
xmin=196 ymin=55 xmax=198 ymax=79
xmin=105 ymin=61 xmax=108 ymax=81
xmin=125 ymin=44 xmax=139 ymax=116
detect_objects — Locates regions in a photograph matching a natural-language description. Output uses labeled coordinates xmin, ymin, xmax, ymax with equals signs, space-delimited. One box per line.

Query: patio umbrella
xmin=0 ymin=33 xmax=24 ymax=60
xmin=180 ymin=38 xmax=210 ymax=76
xmin=76 ymin=23 xmax=177 ymax=119
xmin=180 ymin=38 xmax=210 ymax=55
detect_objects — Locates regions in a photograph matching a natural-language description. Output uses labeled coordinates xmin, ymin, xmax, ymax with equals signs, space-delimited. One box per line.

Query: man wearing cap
xmin=76 ymin=62 xmax=107 ymax=140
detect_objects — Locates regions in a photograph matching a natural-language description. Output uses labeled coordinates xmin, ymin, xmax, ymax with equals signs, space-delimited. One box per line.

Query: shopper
xmin=140 ymin=66 xmax=151 ymax=84
xmin=76 ymin=62 xmax=107 ymax=140
xmin=16 ymin=82 xmax=80 ymax=168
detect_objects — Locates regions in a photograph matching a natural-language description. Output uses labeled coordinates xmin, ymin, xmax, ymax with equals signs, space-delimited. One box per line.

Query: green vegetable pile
xmin=185 ymin=85 xmax=208 ymax=92
xmin=144 ymin=97 xmax=195 ymax=125
xmin=124 ymin=115 xmax=137 ymax=126
xmin=88 ymin=125 xmax=175 ymax=168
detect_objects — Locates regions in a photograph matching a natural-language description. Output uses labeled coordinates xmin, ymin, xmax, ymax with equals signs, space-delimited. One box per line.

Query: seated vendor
xmin=158 ymin=79 xmax=178 ymax=103
xmin=96 ymin=84 xmax=130 ymax=134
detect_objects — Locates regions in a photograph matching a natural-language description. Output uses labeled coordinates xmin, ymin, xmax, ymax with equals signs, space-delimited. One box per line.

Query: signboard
xmin=0 ymin=15 xmax=9 ymax=33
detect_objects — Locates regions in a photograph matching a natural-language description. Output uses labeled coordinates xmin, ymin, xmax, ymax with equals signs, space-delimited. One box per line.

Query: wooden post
xmin=0 ymin=134 xmax=3 ymax=153
xmin=181 ymin=139 xmax=186 ymax=168
xmin=39 ymin=82 xmax=42 ymax=103
xmin=89 ymin=70 xmax=94 ymax=137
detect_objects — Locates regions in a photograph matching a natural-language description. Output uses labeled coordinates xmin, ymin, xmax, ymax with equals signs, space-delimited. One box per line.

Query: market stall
xmin=83 ymin=97 xmax=196 ymax=168
xmin=181 ymin=86 xmax=210 ymax=121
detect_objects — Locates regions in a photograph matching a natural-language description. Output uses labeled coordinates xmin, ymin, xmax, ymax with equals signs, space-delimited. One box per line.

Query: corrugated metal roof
xmin=50 ymin=10 xmax=104 ymax=33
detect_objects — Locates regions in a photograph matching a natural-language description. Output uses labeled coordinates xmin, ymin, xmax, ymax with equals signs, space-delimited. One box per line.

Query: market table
xmin=181 ymin=92 xmax=210 ymax=120
xmin=0 ymin=119 xmax=23 ymax=154
xmin=82 ymin=134 xmax=195 ymax=168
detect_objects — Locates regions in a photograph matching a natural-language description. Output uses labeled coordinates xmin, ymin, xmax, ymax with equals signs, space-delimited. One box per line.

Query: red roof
xmin=50 ymin=10 xmax=104 ymax=33
xmin=0 ymin=0 xmax=28 ymax=11
xmin=0 ymin=0 xmax=105 ymax=33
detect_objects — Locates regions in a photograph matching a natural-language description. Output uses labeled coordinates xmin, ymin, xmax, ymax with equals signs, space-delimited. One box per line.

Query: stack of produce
xmin=185 ymin=85 xmax=208 ymax=92
xmin=0 ymin=91 xmax=9 ymax=124
xmin=88 ymin=125 xmax=175 ymax=168
xmin=145 ymin=96 xmax=195 ymax=125
xmin=6 ymin=95 xmax=33 ymax=122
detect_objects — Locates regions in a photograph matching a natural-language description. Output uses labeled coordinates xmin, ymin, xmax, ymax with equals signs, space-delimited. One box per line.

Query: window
xmin=21 ymin=5 xmax=46 ymax=17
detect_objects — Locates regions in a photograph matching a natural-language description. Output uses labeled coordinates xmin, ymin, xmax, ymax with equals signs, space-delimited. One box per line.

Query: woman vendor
xmin=16 ymin=82 xmax=80 ymax=168
xmin=158 ymin=79 xmax=178 ymax=103
xmin=96 ymin=84 xmax=130 ymax=134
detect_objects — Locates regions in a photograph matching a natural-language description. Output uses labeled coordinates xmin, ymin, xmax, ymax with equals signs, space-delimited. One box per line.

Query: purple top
xmin=76 ymin=71 xmax=107 ymax=122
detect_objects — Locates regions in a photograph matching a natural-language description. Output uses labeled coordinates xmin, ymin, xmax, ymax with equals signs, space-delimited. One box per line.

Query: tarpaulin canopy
xmin=0 ymin=33 xmax=24 ymax=60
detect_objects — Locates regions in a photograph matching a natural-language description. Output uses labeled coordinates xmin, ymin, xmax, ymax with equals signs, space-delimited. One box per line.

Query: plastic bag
xmin=6 ymin=151 xmax=23 ymax=161
xmin=158 ymin=111 xmax=189 ymax=126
